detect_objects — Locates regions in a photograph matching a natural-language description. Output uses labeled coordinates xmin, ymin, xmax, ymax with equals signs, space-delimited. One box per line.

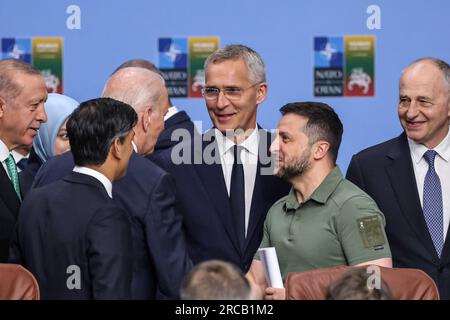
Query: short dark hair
xmin=67 ymin=97 xmax=137 ymax=166
xmin=0 ymin=59 xmax=42 ymax=102
xmin=326 ymin=268 xmax=393 ymax=300
xmin=280 ymin=102 xmax=343 ymax=163
xmin=180 ymin=260 xmax=252 ymax=300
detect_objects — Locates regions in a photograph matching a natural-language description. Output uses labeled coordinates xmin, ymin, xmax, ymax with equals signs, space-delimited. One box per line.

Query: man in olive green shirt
xmin=246 ymin=102 xmax=392 ymax=300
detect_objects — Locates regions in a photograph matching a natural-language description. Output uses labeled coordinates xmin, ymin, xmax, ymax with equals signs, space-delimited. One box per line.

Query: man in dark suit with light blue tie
xmin=10 ymin=98 xmax=136 ymax=299
xmin=31 ymin=67 xmax=191 ymax=299
xmin=152 ymin=45 xmax=290 ymax=272
xmin=346 ymin=57 xmax=450 ymax=299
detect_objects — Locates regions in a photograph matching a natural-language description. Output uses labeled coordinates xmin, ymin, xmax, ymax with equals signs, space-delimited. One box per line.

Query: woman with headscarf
xmin=20 ymin=93 xmax=79 ymax=196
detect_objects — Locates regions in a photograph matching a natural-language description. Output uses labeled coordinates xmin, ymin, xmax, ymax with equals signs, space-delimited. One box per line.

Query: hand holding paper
xmin=258 ymin=247 xmax=284 ymax=288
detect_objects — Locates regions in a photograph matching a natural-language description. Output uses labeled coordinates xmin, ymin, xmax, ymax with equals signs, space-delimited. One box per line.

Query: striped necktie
xmin=4 ymin=153 xmax=21 ymax=201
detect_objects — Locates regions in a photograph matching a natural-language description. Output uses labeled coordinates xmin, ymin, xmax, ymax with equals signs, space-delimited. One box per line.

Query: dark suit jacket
xmin=149 ymin=110 xmax=198 ymax=160
xmin=31 ymin=151 xmax=191 ymax=299
xmin=346 ymin=132 xmax=450 ymax=299
xmin=151 ymin=128 xmax=290 ymax=272
xmin=10 ymin=172 xmax=132 ymax=299
xmin=19 ymin=148 xmax=43 ymax=198
xmin=0 ymin=165 xmax=21 ymax=262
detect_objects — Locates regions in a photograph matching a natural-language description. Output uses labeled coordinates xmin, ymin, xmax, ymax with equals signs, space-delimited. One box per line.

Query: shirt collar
xmin=11 ymin=150 xmax=28 ymax=163
xmin=73 ymin=166 xmax=113 ymax=198
xmin=284 ymin=187 xmax=301 ymax=211
xmin=310 ymin=166 xmax=344 ymax=203
xmin=214 ymin=124 xmax=259 ymax=157
xmin=408 ymin=126 xmax=450 ymax=164
xmin=131 ymin=140 xmax=138 ymax=153
xmin=0 ymin=139 xmax=10 ymax=162
xmin=284 ymin=166 xmax=344 ymax=211
xmin=164 ymin=106 xmax=179 ymax=121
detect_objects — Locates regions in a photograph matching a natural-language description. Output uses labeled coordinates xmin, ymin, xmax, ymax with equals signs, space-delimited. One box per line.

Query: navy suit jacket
xmin=31 ymin=151 xmax=191 ymax=299
xmin=149 ymin=110 xmax=198 ymax=160
xmin=10 ymin=172 xmax=132 ymax=299
xmin=0 ymin=165 xmax=20 ymax=262
xmin=346 ymin=132 xmax=450 ymax=299
xmin=151 ymin=128 xmax=290 ymax=272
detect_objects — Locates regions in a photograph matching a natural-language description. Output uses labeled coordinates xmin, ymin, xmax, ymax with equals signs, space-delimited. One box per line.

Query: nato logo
xmin=158 ymin=38 xmax=187 ymax=69
xmin=314 ymin=37 xmax=343 ymax=68
xmin=1 ymin=38 xmax=32 ymax=63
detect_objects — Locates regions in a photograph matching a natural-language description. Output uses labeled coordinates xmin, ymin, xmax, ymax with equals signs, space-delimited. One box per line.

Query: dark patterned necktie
xmin=423 ymin=150 xmax=444 ymax=258
xmin=230 ymin=145 xmax=245 ymax=249
xmin=16 ymin=158 xmax=29 ymax=171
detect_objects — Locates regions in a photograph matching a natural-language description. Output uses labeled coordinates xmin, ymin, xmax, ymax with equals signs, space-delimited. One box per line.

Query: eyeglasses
xmin=202 ymin=83 xmax=260 ymax=101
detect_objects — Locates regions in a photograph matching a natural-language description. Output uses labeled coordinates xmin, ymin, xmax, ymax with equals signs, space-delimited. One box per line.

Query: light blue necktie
xmin=423 ymin=150 xmax=444 ymax=258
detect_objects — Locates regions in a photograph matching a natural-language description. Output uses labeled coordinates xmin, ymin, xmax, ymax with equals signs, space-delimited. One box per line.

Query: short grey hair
xmin=404 ymin=57 xmax=450 ymax=92
xmin=0 ymin=59 xmax=42 ymax=102
xmin=204 ymin=44 xmax=266 ymax=84
xmin=102 ymin=67 xmax=166 ymax=113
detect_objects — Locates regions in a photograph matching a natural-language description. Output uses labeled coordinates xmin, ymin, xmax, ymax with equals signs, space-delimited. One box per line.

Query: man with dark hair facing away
xmin=10 ymin=98 xmax=137 ymax=299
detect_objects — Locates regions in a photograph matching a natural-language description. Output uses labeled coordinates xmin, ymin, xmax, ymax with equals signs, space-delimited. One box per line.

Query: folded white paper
xmin=258 ymin=247 xmax=284 ymax=288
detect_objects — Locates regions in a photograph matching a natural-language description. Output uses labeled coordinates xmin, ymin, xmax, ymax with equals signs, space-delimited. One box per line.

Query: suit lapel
xmin=385 ymin=133 xmax=438 ymax=259
xmin=193 ymin=133 xmax=241 ymax=254
xmin=0 ymin=165 xmax=20 ymax=217
xmin=441 ymin=227 xmax=450 ymax=264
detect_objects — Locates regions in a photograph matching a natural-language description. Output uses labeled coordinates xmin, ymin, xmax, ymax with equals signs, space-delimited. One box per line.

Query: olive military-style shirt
xmin=256 ymin=166 xmax=391 ymax=280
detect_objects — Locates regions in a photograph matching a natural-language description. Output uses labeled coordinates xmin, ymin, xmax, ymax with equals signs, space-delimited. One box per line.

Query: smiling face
xmin=398 ymin=60 xmax=450 ymax=148
xmin=270 ymin=114 xmax=313 ymax=181
xmin=205 ymin=59 xmax=267 ymax=135
xmin=0 ymin=72 xmax=48 ymax=150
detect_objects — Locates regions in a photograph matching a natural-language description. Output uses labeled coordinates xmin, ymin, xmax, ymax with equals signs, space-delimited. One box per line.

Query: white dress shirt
xmin=11 ymin=150 xmax=29 ymax=173
xmin=132 ymin=140 xmax=138 ymax=153
xmin=164 ymin=106 xmax=179 ymax=121
xmin=408 ymin=128 xmax=450 ymax=240
xmin=0 ymin=139 xmax=12 ymax=179
xmin=215 ymin=126 xmax=259 ymax=236
xmin=73 ymin=166 xmax=113 ymax=198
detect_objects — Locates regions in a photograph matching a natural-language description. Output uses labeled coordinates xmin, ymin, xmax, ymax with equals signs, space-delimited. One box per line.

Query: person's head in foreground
xmin=180 ymin=260 xmax=253 ymax=300
xmin=326 ymin=267 xmax=393 ymax=300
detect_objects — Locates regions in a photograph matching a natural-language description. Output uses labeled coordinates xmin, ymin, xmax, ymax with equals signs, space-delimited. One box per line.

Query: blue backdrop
xmin=1 ymin=0 xmax=449 ymax=171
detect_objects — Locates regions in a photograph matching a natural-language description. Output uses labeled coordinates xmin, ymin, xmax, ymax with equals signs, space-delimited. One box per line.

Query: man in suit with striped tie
xmin=0 ymin=59 xmax=47 ymax=262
